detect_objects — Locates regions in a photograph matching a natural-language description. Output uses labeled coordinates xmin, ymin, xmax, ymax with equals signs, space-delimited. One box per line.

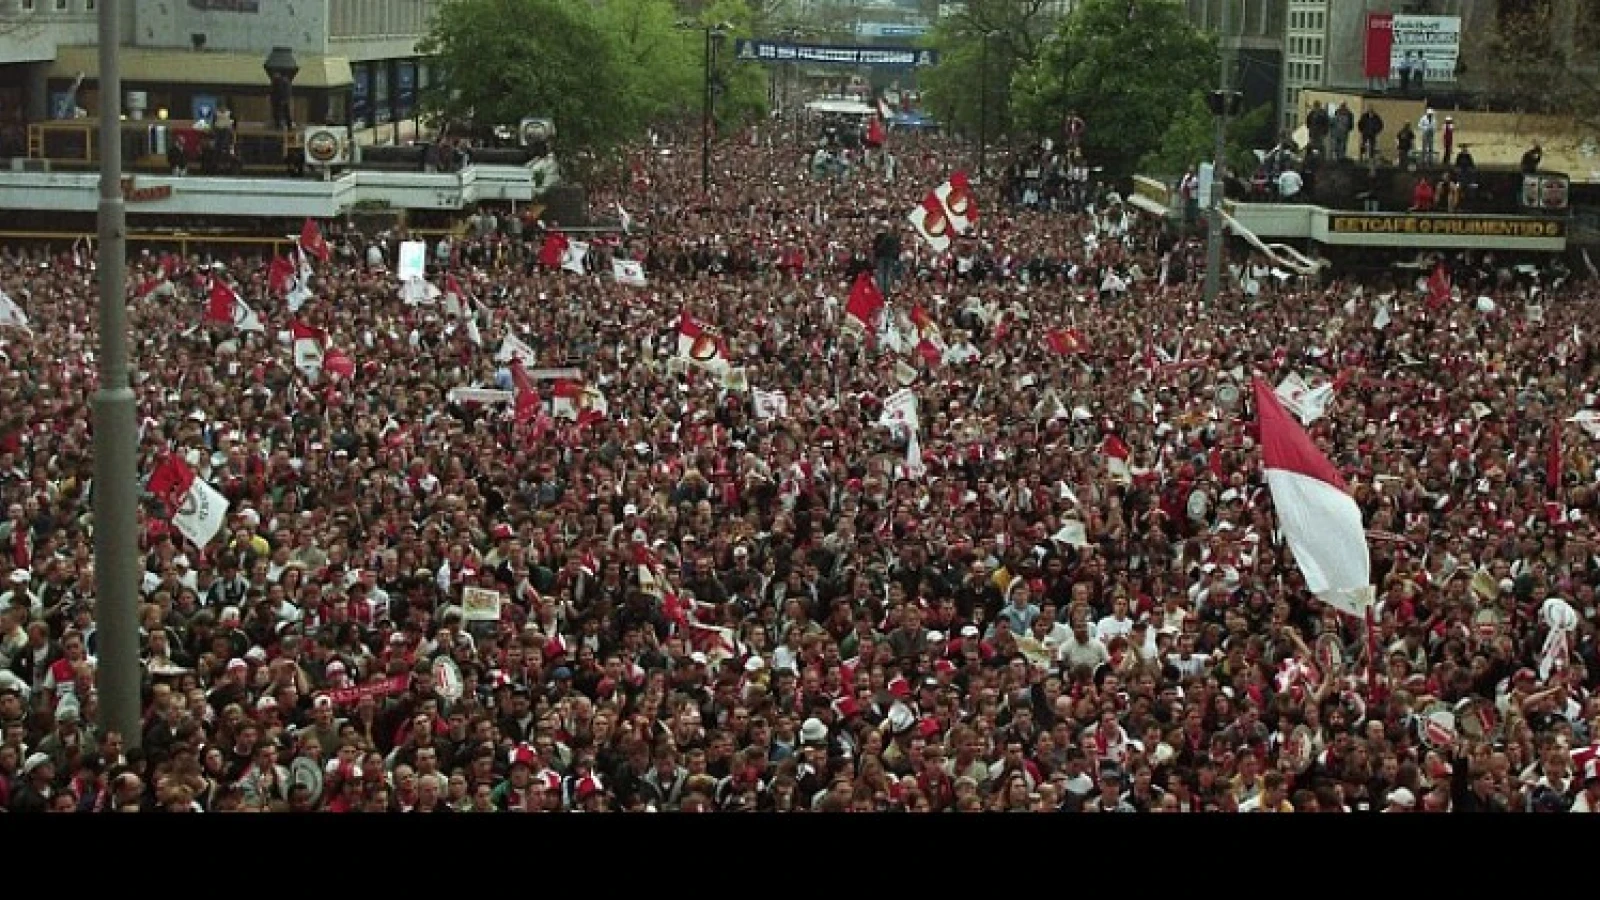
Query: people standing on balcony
xmin=212 ymin=103 xmax=235 ymax=159
xmin=1329 ymin=103 xmax=1354 ymax=162
xmin=1357 ymin=107 xmax=1383 ymax=163
xmin=1417 ymin=109 xmax=1437 ymax=166
xmin=1441 ymin=116 xmax=1455 ymax=167
xmin=1305 ymin=104 xmax=1330 ymax=159
xmin=1396 ymin=121 xmax=1415 ymax=167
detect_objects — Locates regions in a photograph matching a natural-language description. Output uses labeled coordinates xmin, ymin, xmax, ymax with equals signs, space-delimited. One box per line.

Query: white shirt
xmin=1096 ymin=614 xmax=1134 ymax=643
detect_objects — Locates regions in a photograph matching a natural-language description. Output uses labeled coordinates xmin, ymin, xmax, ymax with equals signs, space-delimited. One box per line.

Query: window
xmin=55 ymin=0 xmax=67 ymax=10
xmin=22 ymin=0 xmax=35 ymax=11
xmin=87 ymin=0 xmax=94 ymax=9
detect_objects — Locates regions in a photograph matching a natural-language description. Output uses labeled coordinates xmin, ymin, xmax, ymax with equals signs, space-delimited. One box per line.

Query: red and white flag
xmin=324 ymin=345 xmax=357 ymax=381
xmin=511 ymin=362 xmax=540 ymax=424
xmin=205 ymin=281 xmax=264 ymax=332
xmin=907 ymin=193 xmax=952 ymax=254
xmin=934 ymin=171 xmax=980 ymax=235
xmin=267 ymin=254 xmax=295 ymax=295
xmin=291 ymin=319 xmax=327 ymax=380
xmin=300 ymin=218 xmax=331 ymax=263
xmin=147 ymin=453 xmax=229 ymax=548
xmin=0 ymin=290 xmax=31 ymax=334
xmin=443 ymin=273 xmax=468 ymax=318
xmin=866 ymin=115 xmax=886 ymax=148
xmin=845 ymin=271 xmax=885 ymax=329
xmin=677 ymin=311 xmax=729 ymax=375
xmin=1254 ymin=378 xmax=1373 ymax=617
xmin=1100 ymin=434 xmax=1132 ymax=483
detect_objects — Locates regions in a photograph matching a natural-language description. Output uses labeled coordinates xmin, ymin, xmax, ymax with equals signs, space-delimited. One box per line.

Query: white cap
xmin=1387 ymin=788 xmax=1416 ymax=809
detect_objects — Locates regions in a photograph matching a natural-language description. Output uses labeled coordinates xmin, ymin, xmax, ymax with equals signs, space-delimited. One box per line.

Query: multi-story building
xmin=1185 ymin=0 xmax=1288 ymax=132
xmin=0 ymin=0 xmax=440 ymax=138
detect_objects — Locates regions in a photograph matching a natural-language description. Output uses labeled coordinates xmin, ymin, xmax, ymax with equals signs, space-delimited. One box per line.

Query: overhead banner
xmin=734 ymin=39 xmax=938 ymax=67
xmin=1367 ymin=13 xmax=1460 ymax=83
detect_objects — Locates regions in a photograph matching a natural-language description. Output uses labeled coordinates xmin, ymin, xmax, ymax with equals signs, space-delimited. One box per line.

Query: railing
xmin=26 ymin=120 xmax=304 ymax=175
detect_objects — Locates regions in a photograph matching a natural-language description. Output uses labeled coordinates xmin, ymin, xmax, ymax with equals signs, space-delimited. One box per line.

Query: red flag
xmin=538 ymin=232 xmax=569 ymax=269
xmin=300 ymin=218 xmax=330 ymax=263
xmin=1548 ymin=421 xmax=1563 ymax=496
xmin=1100 ymin=434 xmax=1131 ymax=463
xmin=846 ymin=271 xmax=885 ymax=326
xmin=147 ymin=453 xmax=197 ymax=513
xmin=512 ymin=362 xmax=540 ymax=423
xmin=290 ymin=319 xmax=325 ymax=344
xmin=267 ymin=255 xmax=295 ymax=295
xmin=1046 ymin=327 xmax=1087 ymax=356
xmin=206 ymin=280 xmax=237 ymax=324
xmin=866 ymin=116 xmax=886 ymax=148
xmin=1427 ymin=262 xmax=1451 ymax=311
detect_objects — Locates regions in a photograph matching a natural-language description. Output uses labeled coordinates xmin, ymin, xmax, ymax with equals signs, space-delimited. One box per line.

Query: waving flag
xmin=267 ymin=254 xmax=295 ymax=295
xmin=147 ymin=453 xmax=229 ymax=548
xmin=1100 ymin=434 xmax=1132 ymax=483
xmin=845 ymin=271 xmax=885 ymax=329
xmin=497 ymin=331 xmax=538 ymax=367
xmin=1046 ymin=327 xmax=1087 ymax=356
xmin=1254 ymin=378 xmax=1373 ymax=617
xmin=677 ymin=311 xmax=729 ymax=375
xmin=538 ymin=232 xmax=569 ymax=269
xmin=907 ymin=193 xmax=952 ymax=254
xmin=291 ymin=319 xmax=327 ymax=380
xmin=511 ymin=362 xmax=540 ymax=424
xmin=562 ymin=239 xmax=589 ymax=276
xmin=300 ymin=218 xmax=331 ymax=263
xmin=934 ymin=171 xmax=979 ymax=235
xmin=206 ymin=281 xmax=264 ymax=332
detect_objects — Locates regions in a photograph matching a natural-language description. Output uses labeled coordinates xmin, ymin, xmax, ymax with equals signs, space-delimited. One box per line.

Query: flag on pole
xmin=1046 ymin=327 xmax=1087 ymax=356
xmin=511 ymin=362 xmax=540 ymax=424
xmin=538 ymin=232 xmax=569 ymax=269
xmin=497 ymin=331 xmax=537 ymax=367
xmin=300 ymin=218 xmax=331 ymax=263
xmin=206 ymin=281 xmax=264 ymax=332
xmin=677 ymin=311 xmax=729 ymax=374
xmin=562 ymin=239 xmax=590 ymax=276
xmin=1254 ymin=378 xmax=1373 ymax=617
xmin=147 ymin=453 xmax=229 ymax=548
xmin=617 ymin=203 xmax=634 ymax=234
xmin=267 ymin=254 xmax=295 ymax=295
xmin=1100 ymin=434 xmax=1132 ymax=483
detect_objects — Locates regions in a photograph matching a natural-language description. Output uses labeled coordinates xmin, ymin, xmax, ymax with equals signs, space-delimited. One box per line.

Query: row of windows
xmin=17 ymin=0 xmax=95 ymax=11
xmin=329 ymin=0 xmax=439 ymax=40
xmin=1287 ymin=35 xmax=1323 ymax=57
xmin=1288 ymin=8 xmax=1325 ymax=33
xmin=1284 ymin=60 xmax=1323 ymax=85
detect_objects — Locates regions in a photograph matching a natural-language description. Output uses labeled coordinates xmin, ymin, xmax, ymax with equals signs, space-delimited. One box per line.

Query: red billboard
xmin=1364 ymin=13 xmax=1395 ymax=79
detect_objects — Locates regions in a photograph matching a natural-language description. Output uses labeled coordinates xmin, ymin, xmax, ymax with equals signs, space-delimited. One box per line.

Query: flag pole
xmin=92 ymin=0 xmax=144 ymax=750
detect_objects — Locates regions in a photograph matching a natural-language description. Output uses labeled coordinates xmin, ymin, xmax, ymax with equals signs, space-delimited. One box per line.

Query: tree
xmin=919 ymin=0 xmax=1061 ymax=144
xmin=1141 ymin=94 xmax=1275 ymax=180
xmin=1010 ymin=0 xmax=1219 ymax=180
xmin=697 ymin=0 xmax=771 ymax=128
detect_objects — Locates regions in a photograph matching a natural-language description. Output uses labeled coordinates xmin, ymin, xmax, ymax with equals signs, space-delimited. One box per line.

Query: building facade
xmin=0 ymin=0 xmax=439 ymax=141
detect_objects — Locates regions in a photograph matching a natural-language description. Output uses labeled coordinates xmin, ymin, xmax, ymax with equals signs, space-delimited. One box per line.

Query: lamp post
xmin=92 ymin=0 xmax=142 ymax=752
xmin=264 ymin=46 xmax=300 ymax=132
xmin=978 ymin=30 xmax=991 ymax=179
xmin=678 ymin=22 xmax=731 ymax=194
xmin=1203 ymin=3 xmax=1240 ymax=305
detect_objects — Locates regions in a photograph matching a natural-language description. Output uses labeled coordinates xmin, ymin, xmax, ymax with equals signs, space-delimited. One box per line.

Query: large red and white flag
xmin=907 ymin=193 xmax=952 ymax=254
xmin=147 ymin=453 xmax=229 ymax=548
xmin=1100 ymin=434 xmax=1132 ymax=483
xmin=1254 ymin=378 xmax=1373 ymax=617
xmin=511 ymin=362 xmax=540 ymax=424
xmin=0 ymin=290 xmax=31 ymax=334
xmin=934 ymin=171 xmax=979 ymax=235
xmin=300 ymin=218 xmax=331 ymax=263
xmin=677 ymin=311 xmax=729 ymax=375
xmin=205 ymin=281 xmax=264 ymax=332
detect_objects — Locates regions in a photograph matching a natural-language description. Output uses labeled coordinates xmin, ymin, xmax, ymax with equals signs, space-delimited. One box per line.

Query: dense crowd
xmin=0 ymin=120 xmax=1597 ymax=814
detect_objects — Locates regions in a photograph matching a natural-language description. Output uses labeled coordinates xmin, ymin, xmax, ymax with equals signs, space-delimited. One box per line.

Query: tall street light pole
xmin=703 ymin=26 xmax=714 ymax=193
xmin=93 ymin=0 xmax=143 ymax=751
xmin=1203 ymin=1 xmax=1235 ymax=305
xmin=978 ymin=31 xmax=990 ymax=179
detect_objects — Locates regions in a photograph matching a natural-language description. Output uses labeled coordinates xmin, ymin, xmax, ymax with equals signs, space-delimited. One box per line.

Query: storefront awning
xmin=49 ymin=46 xmax=353 ymax=89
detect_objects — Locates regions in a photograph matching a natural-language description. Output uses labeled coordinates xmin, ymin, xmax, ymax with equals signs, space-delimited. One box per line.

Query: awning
xmin=1127 ymin=194 xmax=1170 ymax=217
xmin=49 ymin=46 xmax=354 ymax=89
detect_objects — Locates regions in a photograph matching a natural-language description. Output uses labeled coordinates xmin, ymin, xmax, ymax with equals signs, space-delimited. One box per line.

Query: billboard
xmin=1365 ymin=13 xmax=1460 ymax=83
xmin=734 ymin=40 xmax=939 ymax=68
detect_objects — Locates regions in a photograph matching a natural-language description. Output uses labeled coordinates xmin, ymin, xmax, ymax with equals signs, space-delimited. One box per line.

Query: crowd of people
xmin=0 ymin=115 xmax=1597 ymax=815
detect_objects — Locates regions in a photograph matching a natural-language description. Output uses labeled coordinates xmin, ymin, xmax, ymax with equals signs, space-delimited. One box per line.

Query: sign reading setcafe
xmin=1328 ymin=214 xmax=1564 ymax=238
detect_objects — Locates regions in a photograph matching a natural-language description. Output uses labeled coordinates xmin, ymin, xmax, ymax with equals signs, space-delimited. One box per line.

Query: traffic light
xmin=1206 ymin=90 xmax=1245 ymax=117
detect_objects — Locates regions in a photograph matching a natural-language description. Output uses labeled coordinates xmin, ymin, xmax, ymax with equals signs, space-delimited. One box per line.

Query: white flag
xmin=173 ymin=478 xmax=229 ymax=548
xmin=878 ymin=388 xmax=920 ymax=433
xmin=904 ymin=428 xmax=925 ymax=479
xmin=562 ymin=240 xmax=589 ymax=276
xmin=294 ymin=337 xmax=324 ymax=381
xmin=496 ymin=332 xmax=538 ymax=366
xmin=612 ymin=258 xmax=647 ymax=287
xmin=232 ymin=298 xmax=265 ymax=333
xmin=617 ymin=202 xmax=634 ymax=234
xmin=1275 ymin=374 xmax=1333 ymax=425
xmin=400 ymin=277 xmax=441 ymax=305
xmin=0 ymin=290 xmax=32 ymax=334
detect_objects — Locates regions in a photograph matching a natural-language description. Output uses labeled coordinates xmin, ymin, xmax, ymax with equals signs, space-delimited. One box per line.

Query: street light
xmin=978 ymin=30 xmax=995 ymax=180
xmin=1203 ymin=2 xmax=1241 ymax=305
xmin=92 ymin=0 xmax=142 ymax=751
xmin=264 ymin=46 xmax=299 ymax=131
xmin=676 ymin=21 xmax=732 ymax=193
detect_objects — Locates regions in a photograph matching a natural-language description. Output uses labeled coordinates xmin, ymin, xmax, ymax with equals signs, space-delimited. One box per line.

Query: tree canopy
xmin=1010 ymin=0 xmax=1221 ymax=180
xmin=918 ymin=0 xmax=1060 ymax=147
xmin=418 ymin=0 xmax=769 ymax=152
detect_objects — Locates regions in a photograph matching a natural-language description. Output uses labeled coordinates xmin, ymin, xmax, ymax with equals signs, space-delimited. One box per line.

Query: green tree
xmin=698 ymin=0 xmax=771 ymax=128
xmin=593 ymin=0 xmax=704 ymax=126
xmin=418 ymin=0 xmax=644 ymax=151
xmin=919 ymin=0 xmax=1060 ymax=144
xmin=1011 ymin=0 xmax=1219 ymax=180
xmin=1141 ymin=94 xmax=1275 ymax=180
